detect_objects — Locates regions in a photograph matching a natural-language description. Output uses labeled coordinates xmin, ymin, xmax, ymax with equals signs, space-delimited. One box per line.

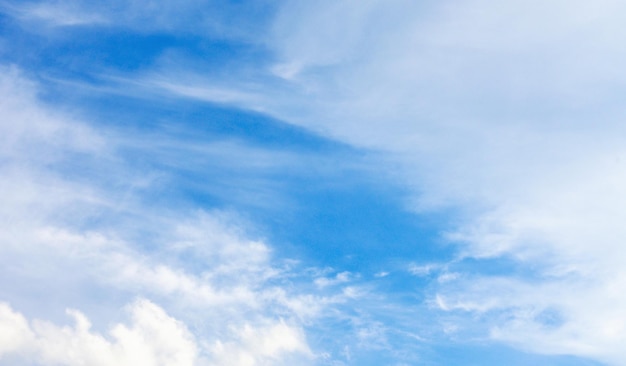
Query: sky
xmin=0 ymin=1 xmax=625 ymax=365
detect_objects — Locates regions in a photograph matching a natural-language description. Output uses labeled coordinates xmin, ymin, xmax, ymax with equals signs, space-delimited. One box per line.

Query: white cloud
xmin=314 ymin=271 xmax=352 ymax=289
xmin=0 ymin=298 xmax=313 ymax=366
xmin=407 ymin=263 xmax=439 ymax=277
xmin=208 ymin=321 xmax=311 ymax=366
xmin=270 ymin=0 xmax=385 ymax=77
xmin=5 ymin=2 xmax=108 ymax=26
xmin=0 ymin=299 xmax=198 ymax=365
xmin=0 ymin=219 xmax=317 ymax=364
xmin=435 ymin=274 xmax=626 ymax=364
xmin=0 ymin=303 xmax=33 ymax=355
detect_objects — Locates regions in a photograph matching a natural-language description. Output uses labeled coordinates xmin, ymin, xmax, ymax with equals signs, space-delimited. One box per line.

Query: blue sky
xmin=1 ymin=1 xmax=625 ymax=365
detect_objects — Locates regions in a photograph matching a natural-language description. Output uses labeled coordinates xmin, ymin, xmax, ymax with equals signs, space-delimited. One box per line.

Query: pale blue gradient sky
xmin=0 ymin=1 xmax=624 ymax=365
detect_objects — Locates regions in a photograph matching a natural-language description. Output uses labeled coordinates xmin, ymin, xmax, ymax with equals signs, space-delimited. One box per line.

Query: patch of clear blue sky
xmin=427 ymin=345 xmax=605 ymax=366
xmin=0 ymin=4 xmax=604 ymax=365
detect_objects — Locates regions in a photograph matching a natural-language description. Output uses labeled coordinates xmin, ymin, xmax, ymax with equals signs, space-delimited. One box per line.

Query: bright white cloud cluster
xmin=0 ymin=299 xmax=198 ymax=366
xmin=0 ymin=298 xmax=314 ymax=366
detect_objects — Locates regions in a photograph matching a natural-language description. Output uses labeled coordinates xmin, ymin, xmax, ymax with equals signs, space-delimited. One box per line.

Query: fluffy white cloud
xmin=0 ymin=298 xmax=314 ymax=366
xmin=0 ymin=299 xmax=197 ymax=365
xmin=0 ymin=303 xmax=33 ymax=355
xmin=208 ymin=321 xmax=311 ymax=366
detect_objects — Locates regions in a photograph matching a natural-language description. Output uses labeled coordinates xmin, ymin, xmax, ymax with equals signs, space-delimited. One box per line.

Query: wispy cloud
xmin=1 ymin=0 xmax=277 ymax=39
xmin=1 ymin=2 xmax=108 ymax=27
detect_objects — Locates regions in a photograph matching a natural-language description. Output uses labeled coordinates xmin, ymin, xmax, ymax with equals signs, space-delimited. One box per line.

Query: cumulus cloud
xmin=0 ymin=297 xmax=314 ymax=366
xmin=0 ymin=303 xmax=33 ymax=356
xmin=0 ymin=299 xmax=198 ymax=366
